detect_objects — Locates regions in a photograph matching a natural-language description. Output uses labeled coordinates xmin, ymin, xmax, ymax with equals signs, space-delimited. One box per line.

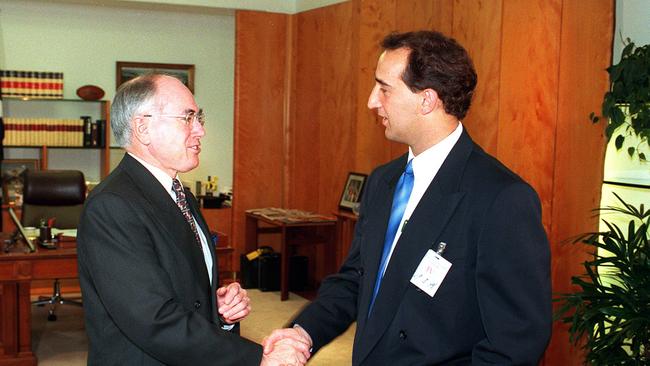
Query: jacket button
xmin=399 ymin=330 xmax=407 ymax=340
xmin=194 ymin=301 xmax=201 ymax=309
xmin=358 ymin=268 xmax=364 ymax=276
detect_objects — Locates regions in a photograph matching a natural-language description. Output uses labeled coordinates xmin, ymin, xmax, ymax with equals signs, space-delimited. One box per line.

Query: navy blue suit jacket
xmin=294 ymin=131 xmax=551 ymax=365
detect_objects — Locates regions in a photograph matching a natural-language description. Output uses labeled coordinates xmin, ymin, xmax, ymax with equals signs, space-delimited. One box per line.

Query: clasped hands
xmin=216 ymin=282 xmax=251 ymax=324
xmin=261 ymin=326 xmax=313 ymax=366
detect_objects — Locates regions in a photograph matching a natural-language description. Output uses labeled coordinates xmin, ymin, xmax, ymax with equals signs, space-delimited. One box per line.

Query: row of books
xmin=3 ymin=117 xmax=106 ymax=147
xmin=0 ymin=70 xmax=64 ymax=99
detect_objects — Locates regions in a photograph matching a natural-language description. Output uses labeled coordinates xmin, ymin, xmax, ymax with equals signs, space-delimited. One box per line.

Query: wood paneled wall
xmin=232 ymin=12 xmax=289 ymax=263
xmin=233 ymin=1 xmax=613 ymax=364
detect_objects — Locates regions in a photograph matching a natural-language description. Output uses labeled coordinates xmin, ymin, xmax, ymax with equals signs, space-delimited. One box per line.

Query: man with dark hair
xmin=264 ymin=31 xmax=551 ymax=365
xmin=78 ymin=74 xmax=309 ymax=365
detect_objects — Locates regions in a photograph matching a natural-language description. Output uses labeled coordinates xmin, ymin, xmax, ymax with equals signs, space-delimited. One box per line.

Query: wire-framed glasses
xmin=142 ymin=109 xmax=205 ymax=126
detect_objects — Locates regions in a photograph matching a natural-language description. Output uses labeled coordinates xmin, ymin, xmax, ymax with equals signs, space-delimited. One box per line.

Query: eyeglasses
xmin=142 ymin=109 xmax=205 ymax=127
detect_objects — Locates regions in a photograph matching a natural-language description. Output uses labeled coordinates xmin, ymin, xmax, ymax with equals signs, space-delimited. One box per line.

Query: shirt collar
xmin=128 ymin=152 xmax=178 ymax=200
xmin=407 ymin=122 xmax=463 ymax=178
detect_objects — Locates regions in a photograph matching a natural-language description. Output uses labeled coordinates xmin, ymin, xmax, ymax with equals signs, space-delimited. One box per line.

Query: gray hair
xmin=111 ymin=74 xmax=159 ymax=147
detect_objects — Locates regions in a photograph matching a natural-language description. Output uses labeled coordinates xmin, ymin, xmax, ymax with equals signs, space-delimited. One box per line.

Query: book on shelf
xmin=96 ymin=119 xmax=106 ymax=148
xmin=82 ymin=116 xmax=92 ymax=147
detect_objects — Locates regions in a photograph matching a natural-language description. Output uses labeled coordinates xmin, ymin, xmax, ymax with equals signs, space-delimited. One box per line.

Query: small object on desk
xmin=39 ymin=226 xmax=52 ymax=243
xmin=52 ymin=228 xmax=78 ymax=238
xmin=8 ymin=207 xmax=35 ymax=252
xmin=246 ymin=207 xmax=336 ymax=223
xmin=3 ymin=238 xmax=14 ymax=253
xmin=39 ymin=239 xmax=57 ymax=249
xmin=202 ymin=195 xmax=224 ymax=208
xmin=24 ymin=226 xmax=39 ymax=241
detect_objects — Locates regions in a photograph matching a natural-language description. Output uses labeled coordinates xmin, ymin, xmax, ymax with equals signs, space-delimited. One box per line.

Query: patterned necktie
xmin=368 ymin=159 xmax=414 ymax=316
xmin=172 ymin=179 xmax=201 ymax=246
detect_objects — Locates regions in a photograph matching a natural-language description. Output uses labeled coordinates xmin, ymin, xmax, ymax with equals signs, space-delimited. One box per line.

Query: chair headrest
xmin=23 ymin=170 xmax=86 ymax=205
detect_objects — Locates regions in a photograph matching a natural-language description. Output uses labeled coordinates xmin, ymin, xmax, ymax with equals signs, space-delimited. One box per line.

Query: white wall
xmin=0 ymin=0 xmax=235 ymax=189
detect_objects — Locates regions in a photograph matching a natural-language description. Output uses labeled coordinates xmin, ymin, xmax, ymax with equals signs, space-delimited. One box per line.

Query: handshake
xmin=217 ymin=283 xmax=312 ymax=365
xmin=260 ymin=325 xmax=313 ymax=366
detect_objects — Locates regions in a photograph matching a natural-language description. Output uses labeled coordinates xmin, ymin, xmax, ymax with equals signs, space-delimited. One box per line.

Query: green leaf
xmin=599 ymin=41 xmax=649 ymax=159
xmin=606 ymin=123 xmax=618 ymax=140
xmin=554 ymin=192 xmax=650 ymax=364
xmin=612 ymin=107 xmax=626 ymax=125
xmin=615 ymin=135 xmax=625 ymax=150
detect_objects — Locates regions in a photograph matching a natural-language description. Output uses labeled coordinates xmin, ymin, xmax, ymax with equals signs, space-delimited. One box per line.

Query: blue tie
xmin=368 ymin=159 xmax=414 ymax=316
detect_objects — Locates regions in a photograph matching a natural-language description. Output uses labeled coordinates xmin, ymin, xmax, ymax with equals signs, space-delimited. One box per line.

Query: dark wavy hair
xmin=381 ymin=31 xmax=477 ymax=120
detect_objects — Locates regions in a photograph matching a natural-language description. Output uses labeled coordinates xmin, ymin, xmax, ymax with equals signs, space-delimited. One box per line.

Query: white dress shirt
xmin=379 ymin=123 xmax=463 ymax=275
xmin=128 ymin=153 xmax=213 ymax=284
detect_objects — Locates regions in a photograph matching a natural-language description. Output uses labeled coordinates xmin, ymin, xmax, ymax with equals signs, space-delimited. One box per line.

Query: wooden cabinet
xmin=2 ymin=98 xmax=112 ymax=181
xmin=200 ymin=207 xmax=232 ymax=238
xmin=334 ymin=210 xmax=357 ymax=268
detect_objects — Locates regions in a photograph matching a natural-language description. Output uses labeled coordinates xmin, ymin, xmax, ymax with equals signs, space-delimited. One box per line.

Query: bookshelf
xmin=2 ymin=98 xmax=112 ymax=180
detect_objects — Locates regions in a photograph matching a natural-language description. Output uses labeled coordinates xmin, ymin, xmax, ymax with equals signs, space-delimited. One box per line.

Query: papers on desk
xmin=246 ymin=207 xmax=335 ymax=223
xmin=52 ymin=228 xmax=77 ymax=238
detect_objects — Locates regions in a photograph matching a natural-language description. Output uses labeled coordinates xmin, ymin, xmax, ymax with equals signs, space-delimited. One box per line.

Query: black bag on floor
xmin=240 ymin=254 xmax=259 ymax=289
xmin=258 ymin=253 xmax=280 ymax=292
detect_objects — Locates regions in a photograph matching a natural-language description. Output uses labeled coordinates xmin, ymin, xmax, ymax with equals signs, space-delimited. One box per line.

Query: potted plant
xmin=555 ymin=193 xmax=649 ymax=364
xmin=591 ymin=39 xmax=650 ymax=161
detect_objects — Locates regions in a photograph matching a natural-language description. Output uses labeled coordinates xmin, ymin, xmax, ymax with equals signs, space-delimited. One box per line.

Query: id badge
xmin=410 ymin=249 xmax=452 ymax=297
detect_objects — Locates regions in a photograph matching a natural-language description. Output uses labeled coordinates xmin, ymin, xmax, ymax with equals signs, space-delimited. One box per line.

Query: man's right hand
xmin=263 ymin=326 xmax=313 ymax=355
xmin=260 ymin=338 xmax=310 ymax=366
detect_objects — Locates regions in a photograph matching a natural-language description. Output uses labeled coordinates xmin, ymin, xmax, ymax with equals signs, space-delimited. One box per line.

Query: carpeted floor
xmin=31 ymin=290 xmax=354 ymax=365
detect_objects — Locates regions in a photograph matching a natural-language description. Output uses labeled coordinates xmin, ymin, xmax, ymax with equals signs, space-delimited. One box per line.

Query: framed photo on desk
xmin=1 ymin=159 xmax=40 ymax=205
xmin=339 ymin=172 xmax=367 ymax=211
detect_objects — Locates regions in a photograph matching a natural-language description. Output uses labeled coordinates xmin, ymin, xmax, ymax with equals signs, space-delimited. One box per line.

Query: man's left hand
xmin=216 ymin=282 xmax=251 ymax=324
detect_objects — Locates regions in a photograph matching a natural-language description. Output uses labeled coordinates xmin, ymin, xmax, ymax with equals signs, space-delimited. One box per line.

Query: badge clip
xmin=436 ymin=242 xmax=447 ymax=255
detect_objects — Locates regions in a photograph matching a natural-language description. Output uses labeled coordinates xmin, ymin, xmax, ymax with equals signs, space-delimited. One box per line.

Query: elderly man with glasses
xmin=77 ymin=74 xmax=310 ymax=365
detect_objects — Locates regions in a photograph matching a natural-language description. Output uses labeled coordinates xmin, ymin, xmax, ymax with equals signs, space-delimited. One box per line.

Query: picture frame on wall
xmin=339 ymin=172 xmax=367 ymax=211
xmin=1 ymin=159 xmax=40 ymax=205
xmin=116 ymin=61 xmax=195 ymax=93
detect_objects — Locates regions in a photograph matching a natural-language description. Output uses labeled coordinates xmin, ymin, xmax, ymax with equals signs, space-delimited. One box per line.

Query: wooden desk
xmin=334 ymin=211 xmax=358 ymax=268
xmin=0 ymin=238 xmax=77 ymax=366
xmin=245 ymin=211 xmax=337 ymax=301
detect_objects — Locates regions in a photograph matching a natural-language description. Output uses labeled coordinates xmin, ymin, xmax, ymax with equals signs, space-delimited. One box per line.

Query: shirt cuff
xmin=293 ymin=324 xmax=314 ymax=353
xmin=221 ymin=323 xmax=235 ymax=331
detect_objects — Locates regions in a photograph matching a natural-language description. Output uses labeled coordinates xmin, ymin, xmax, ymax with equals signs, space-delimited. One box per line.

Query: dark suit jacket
xmin=77 ymin=154 xmax=262 ymax=365
xmin=294 ymin=131 xmax=551 ymax=365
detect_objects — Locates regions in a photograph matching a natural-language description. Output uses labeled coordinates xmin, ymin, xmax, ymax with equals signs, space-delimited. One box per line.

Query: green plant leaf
xmin=615 ymin=135 xmax=625 ymax=150
xmin=554 ymin=193 xmax=649 ymax=364
xmin=597 ymin=40 xmax=650 ymax=159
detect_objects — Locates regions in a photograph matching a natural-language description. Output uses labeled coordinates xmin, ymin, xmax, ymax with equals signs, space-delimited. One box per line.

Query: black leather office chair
xmin=22 ymin=170 xmax=86 ymax=321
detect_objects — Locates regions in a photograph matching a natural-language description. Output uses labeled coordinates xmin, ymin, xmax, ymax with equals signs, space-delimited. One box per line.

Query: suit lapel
xmin=120 ymin=155 xmax=211 ymax=294
xmin=185 ymin=190 xmax=218 ymax=317
xmin=355 ymin=156 xmax=406 ymax=334
xmin=355 ymin=131 xmax=474 ymax=362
